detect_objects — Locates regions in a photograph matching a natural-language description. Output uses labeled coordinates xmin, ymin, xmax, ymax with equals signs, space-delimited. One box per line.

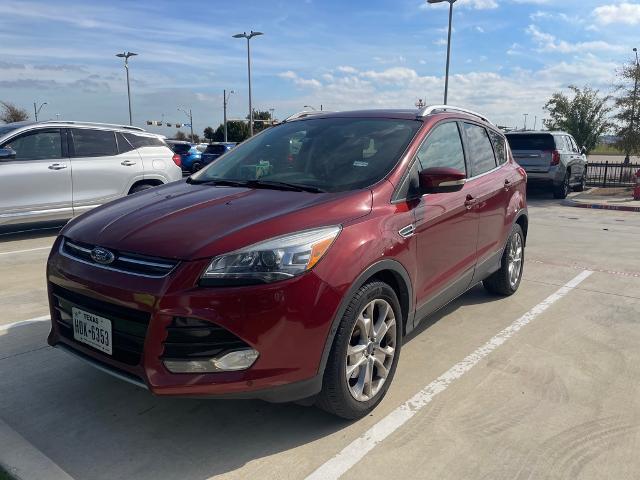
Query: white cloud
xmin=526 ymin=24 xmax=625 ymax=53
xmin=593 ymin=3 xmax=640 ymax=25
xmin=278 ymin=71 xmax=321 ymax=88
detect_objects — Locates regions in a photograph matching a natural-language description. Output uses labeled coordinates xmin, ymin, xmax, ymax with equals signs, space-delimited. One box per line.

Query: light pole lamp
xmin=427 ymin=0 xmax=457 ymax=105
xmin=33 ymin=101 xmax=47 ymax=121
xmin=115 ymin=51 xmax=138 ymax=125
xmin=233 ymin=30 xmax=263 ymax=137
xmin=223 ymin=89 xmax=235 ymax=142
xmin=178 ymin=106 xmax=194 ymax=142
xmin=303 ymin=105 xmax=317 ymax=111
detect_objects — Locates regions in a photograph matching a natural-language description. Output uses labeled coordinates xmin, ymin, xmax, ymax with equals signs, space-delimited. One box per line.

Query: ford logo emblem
xmin=90 ymin=247 xmax=115 ymax=265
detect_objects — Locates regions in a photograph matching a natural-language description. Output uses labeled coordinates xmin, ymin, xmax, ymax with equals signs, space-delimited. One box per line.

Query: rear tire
xmin=553 ymin=172 xmax=570 ymax=199
xmin=316 ymin=281 xmax=402 ymax=419
xmin=192 ymin=162 xmax=203 ymax=173
xmin=483 ymin=224 xmax=525 ymax=296
xmin=574 ymin=169 xmax=587 ymax=192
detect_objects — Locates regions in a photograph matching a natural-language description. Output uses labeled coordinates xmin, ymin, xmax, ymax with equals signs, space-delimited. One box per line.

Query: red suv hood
xmin=63 ymin=181 xmax=372 ymax=260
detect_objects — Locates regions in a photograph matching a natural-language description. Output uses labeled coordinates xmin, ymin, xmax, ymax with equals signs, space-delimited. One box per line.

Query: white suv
xmin=0 ymin=121 xmax=182 ymax=228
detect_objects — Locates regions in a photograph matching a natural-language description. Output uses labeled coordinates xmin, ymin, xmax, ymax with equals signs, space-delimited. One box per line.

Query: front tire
xmin=316 ymin=281 xmax=402 ymax=419
xmin=483 ymin=224 xmax=525 ymax=296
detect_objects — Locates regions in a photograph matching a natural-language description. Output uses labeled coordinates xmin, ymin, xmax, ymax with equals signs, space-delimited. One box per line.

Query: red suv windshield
xmin=191 ymin=117 xmax=421 ymax=193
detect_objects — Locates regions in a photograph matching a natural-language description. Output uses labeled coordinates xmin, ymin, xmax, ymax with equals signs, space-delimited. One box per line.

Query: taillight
xmin=172 ymin=153 xmax=182 ymax=167
xmin=550 ymin=150 xmax=560 ymax=166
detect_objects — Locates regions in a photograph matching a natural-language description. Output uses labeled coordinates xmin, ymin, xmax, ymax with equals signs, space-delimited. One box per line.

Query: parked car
xmin=46 ymin=107 xmax=528 ymax=419
xmin=165 ymin=140 xmax=202 ymax=174
xmin=201 ymin=142 xmax=237 ymax=167
xmin=506 ymin=131 xmax=587 ymax=199
xmin=0 ymin=121 xmax=182 ymax=229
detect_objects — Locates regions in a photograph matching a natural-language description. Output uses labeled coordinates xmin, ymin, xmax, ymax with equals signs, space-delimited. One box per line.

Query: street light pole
xmin=523 ymin=114 xmax=529 ymax=131
xmin=626 ymin=47 xmax=639 ymax=164
xmin=178 ymin=107 xmax=194 ymax=142
xmin=233 ymin=30 xmax=263 ymax=137
xmin=115 ymin=52 xmax=138 ymax=125
xmin=33 ymin=101 xmax=47 ymax=121
xmin=224 ymin=89 xmax=235 ymax=142
xmin=428 ymin=0 xmax=457 ymax=105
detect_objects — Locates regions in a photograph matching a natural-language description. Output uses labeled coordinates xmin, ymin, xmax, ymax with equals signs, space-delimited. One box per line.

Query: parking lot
xmin=1 ymin=189 xmax=640 ymax=480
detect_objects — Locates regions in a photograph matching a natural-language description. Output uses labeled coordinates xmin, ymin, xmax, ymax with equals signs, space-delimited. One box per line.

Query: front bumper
xmin=46 ymin=237 xmax=342 ymax=402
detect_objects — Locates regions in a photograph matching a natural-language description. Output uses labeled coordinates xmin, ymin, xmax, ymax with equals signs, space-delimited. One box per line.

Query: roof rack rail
xmin=418 ymin=105 xmax=493 ymax=125
xmin=38 ymin=120 xmax=146 ymax=132
xmin=283 ymin=110 xmax=332 ymax=122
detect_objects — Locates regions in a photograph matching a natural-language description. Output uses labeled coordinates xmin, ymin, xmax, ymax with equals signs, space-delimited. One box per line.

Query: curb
xmin=562 ymin=199 xmax=640 ymax=212
xmin=0 ymin=418 xmax=74 ymax=480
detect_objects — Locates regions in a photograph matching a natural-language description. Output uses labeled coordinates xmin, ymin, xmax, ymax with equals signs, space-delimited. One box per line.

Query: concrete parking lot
xmin=1 ymin=190 xmax=640 ymax=480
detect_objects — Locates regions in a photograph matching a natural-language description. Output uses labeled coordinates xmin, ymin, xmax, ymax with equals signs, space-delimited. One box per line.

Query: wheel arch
xmin=128 ymin=178 xmax=164 ymax=194
xmin=317 ymin=259 xmax=414 ymax=377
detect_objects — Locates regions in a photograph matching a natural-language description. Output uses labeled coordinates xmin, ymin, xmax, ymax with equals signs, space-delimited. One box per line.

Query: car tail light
xmin=172 ymin=153 xmax=182 ymax=167
xmin=550 ymin=150 xmax=560 ymax=166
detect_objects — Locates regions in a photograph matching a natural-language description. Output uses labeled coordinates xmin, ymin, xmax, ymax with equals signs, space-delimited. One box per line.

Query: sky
xmin=0 ymin=0 xmax=638 ymax=135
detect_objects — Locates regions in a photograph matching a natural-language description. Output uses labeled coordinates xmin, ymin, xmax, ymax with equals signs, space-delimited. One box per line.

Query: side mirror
xmin=418 ymin=167 xmax=466 ymax=194
xmin=0 ymin=148 xmax=16 ymax=160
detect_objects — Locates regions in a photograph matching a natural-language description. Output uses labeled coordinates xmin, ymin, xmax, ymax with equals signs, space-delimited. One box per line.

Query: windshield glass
xmin=204 ymin=144 xmax=227 ymax=154
xmin=0 ymin=124 xmax=21 ymax=138
xmin=191 ymin=117 xmax=420 ymax=193
xmin=170 ymin=143 xmax=191 ymax=154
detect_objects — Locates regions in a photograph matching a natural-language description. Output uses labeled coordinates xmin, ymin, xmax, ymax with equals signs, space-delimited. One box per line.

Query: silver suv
xmin=0 ymin=121 xmax=182 ymax=228
xmin=506 ymin=131 xmax=587 ymax=199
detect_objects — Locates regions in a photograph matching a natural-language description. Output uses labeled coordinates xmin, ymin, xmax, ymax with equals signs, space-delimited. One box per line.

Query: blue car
xmin=166 ymin=140 xmax=202 ymax=174
xmin=201 ymin=142 xmax=237 ymax=167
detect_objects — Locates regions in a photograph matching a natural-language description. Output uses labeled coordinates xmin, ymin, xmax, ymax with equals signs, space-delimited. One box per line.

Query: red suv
xmin=47 ymin=107 xmax=527 ymax=419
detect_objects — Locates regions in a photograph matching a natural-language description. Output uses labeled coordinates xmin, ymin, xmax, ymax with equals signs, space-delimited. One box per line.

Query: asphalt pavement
xmin=1 ymin=190 xmax=639 ymax=480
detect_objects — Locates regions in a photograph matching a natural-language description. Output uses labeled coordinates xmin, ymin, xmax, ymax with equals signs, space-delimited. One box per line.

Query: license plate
xmin=72 ymin=307 xmax=113 ymax=355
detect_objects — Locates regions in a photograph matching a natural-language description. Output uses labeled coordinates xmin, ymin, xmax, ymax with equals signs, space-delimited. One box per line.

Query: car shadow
xmin=0 ymin=223 xmax=63 ymax=240
xmin=0 ymin=322 xmax=348 ymax=480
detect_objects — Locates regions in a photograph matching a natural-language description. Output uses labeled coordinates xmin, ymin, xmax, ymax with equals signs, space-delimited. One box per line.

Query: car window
xmin=124 ymin=133 xmax=165 ymax=149
xmin=488 ymin=130 xmax=508 ymax=165
xmin=1 ymin=129 xmax=62 ymax=161
xmin=204 ymin=144 xmax=227 ymax=154
xmin=193 ymin=118 xmax=421 ymax=193
xmin=506 ymin=134 xmax=555 ymax=151
xmin=415 ymin=122 xmax=466 ymax=174
xmin=463 ymin=123 xmax=497 ymax=176
xmin=568 ymin=136 xmax=579 ymax=153
xmin=553 ymin=135 xmax=568 ymax=152
xmin=71 ymin=129 xmax=118 ymax=157
xmin=168 ymin=143 xmax=191 ymax=154
xmin=116 ymin=132 xmax=136 ymax=154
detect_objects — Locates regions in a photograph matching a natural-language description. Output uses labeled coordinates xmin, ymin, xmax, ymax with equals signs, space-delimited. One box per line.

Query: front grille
xmin=61 ymin=238 xmax=178 ymax=277
xmin=51 ymin=285 xmax=150 ymax=365
xmin=161 ymin=317 xmax=249 ymax=359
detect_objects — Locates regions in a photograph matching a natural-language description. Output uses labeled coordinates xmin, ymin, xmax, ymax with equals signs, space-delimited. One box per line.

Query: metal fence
xmin=586 ymin=161 xmax=640 ymax=187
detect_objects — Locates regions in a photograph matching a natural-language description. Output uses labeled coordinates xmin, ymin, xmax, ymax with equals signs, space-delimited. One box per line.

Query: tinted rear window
xmin=168 ymin=143 xmax=191 ymax=154
xmin=204 ymin=145 xmax=227 ymax=154
xmin=506 ymin=134 xmax=555 ymax=151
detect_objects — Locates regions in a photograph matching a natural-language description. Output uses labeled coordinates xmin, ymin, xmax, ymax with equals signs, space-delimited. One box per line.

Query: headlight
xmin=200 ymin=226 xmax=341 ymax=286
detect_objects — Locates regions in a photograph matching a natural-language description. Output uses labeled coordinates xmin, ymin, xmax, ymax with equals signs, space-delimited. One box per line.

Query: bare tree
xmin=614 ymin=59 xmax=640 ymax=163
xmin=0 ymin=101 xmax=29 ymax=123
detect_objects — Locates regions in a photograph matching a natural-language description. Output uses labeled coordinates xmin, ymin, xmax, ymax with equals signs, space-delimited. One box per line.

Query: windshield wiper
xmin=187 ymin=177 xmax=249 ymax=187
xmin=246 ymin=180 xmax=327 ymax=193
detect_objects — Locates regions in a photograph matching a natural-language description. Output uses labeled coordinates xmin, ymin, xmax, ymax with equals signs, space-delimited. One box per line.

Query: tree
xmin=250 ymin=109 xmax=273 ymax=133
xmin=543 ymin=85 xmax=613 ymax=154
xmin=0 ymin=101 xmax=29 ymax=123
xmin=174 ymin=130 xmax=188 ymax=141
xmin=203 ymin=126 xmax=216 ymax=144
xmin=213 ymin=121 xmax=249 ymax=143
xmin=191 ymin=133 xmax=201 ymax=144
xmin=613 ymin=59 xmax=640 ymax=162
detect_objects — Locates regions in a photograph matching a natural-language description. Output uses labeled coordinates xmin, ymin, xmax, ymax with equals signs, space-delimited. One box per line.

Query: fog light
xmin=163 ymin=349 xmax=259 ymax=373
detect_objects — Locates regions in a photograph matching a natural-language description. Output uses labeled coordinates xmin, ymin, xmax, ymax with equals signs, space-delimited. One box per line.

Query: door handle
xmin=398 ymin=224 xmax=415 ymax=238
xmin=464 ymin=194 xmax=477 ymax=210
xmin=504 ymin=179 xmax=511 ymax=190
xmin=121 ymin=160 xmax=137 ymax=166
xmin=48 ymin=163 xmax=68 ymax=170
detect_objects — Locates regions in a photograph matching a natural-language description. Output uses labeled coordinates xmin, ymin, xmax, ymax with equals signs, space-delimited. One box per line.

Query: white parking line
xmin=0 ymin=315 xmax=50 ymax=332
xmin=0 ymin=246 xmax=51 ymax=256
xmin=306 ymin=269 xmax=593 ymax=480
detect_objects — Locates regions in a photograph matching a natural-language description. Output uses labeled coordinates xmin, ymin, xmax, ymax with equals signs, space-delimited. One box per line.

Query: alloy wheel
xmin=346 ymin=299 xmax=397 ymax=402
xmin=507 ymin=232 xmax=524 ymax=288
